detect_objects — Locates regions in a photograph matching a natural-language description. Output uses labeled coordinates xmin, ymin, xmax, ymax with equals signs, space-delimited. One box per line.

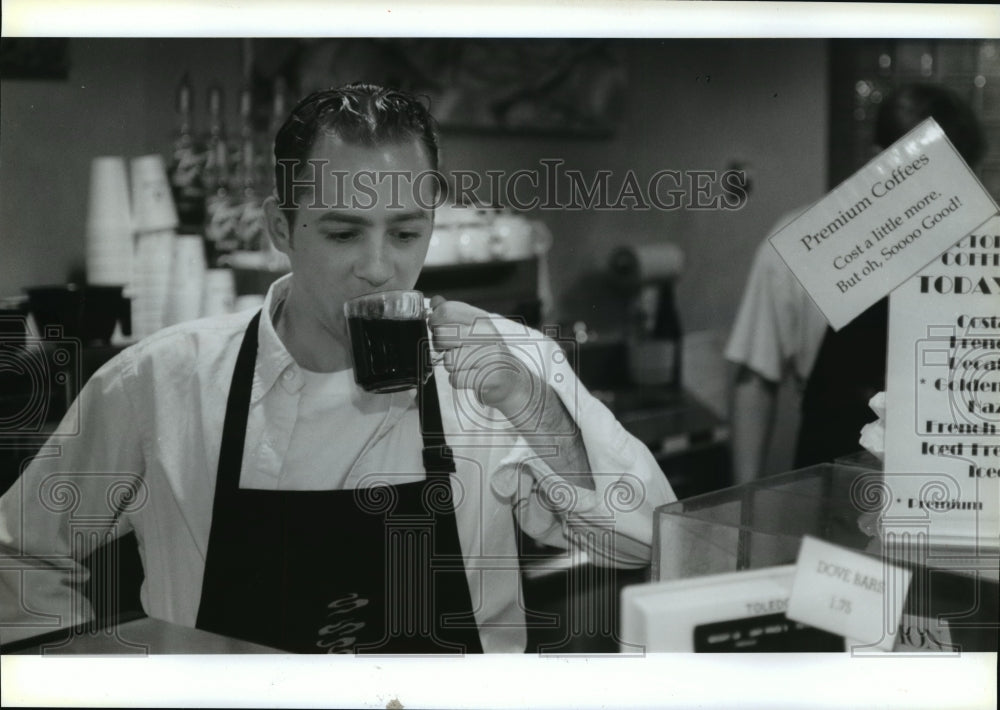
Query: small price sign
xmin=786 ymin=536 xmax=911 ymax=651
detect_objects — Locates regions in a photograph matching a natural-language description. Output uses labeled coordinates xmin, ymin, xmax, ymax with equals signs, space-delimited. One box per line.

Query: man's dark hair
xmin=272 ymin=82 xmax=440 ymax=224
xmin=875 ymin=83 xmax=987 ymax=168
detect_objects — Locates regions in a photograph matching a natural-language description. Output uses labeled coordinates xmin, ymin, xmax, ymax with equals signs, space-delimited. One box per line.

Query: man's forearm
xmin=494 ymin=380 xmax=594 ymax=490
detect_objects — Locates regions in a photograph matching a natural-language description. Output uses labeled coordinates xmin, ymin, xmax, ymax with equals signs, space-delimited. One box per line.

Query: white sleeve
xmin=485 ymin=318 xmax=677 ymax=569
xmin=0 ymin=351 xmax=146 ymax=645
xmin=726 ymin=206 xmax=833 ymax=384
xmin=726 ymin=207 xmax=831 ymax=383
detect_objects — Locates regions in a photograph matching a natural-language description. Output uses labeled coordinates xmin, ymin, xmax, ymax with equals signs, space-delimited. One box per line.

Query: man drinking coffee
xmin=0 ymin=83 xmax=676 ymax=653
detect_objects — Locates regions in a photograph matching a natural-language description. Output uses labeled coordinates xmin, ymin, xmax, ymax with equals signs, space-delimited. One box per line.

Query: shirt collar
xmin=253 ymin=273 xmax=301 ymax=400
xmin=252 ymin=274 xmax=421 ymax=412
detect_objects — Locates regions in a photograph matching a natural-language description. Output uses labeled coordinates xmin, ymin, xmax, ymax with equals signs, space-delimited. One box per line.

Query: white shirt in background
xmin=725 ymin=209 xmax=829 ymax=384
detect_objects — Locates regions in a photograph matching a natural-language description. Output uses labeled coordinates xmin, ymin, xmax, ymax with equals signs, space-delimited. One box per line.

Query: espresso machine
xmin=608 ymin=242 xmax=685 ymax=388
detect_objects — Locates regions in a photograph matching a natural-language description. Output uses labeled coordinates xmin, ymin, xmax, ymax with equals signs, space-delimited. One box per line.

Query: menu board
xmin=884 ymin=215 xmax=1000 ymax=546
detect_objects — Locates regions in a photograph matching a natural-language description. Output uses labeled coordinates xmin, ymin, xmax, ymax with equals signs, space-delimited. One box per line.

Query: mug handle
xmin=423 ymin=297 xmax=446 ymax=381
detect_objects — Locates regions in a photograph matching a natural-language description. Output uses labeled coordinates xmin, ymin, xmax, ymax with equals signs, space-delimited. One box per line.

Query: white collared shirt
xmin=0 ymin=275 xmax=676 ymax=652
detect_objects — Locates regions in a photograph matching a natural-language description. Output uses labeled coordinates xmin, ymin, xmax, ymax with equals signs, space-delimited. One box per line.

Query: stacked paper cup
xmin=202 ymin=269 xmax=236 ymax=317
xmin=130 ymin=155 xmax=179 ymax=338
xmin=165 ymin=235 xmax=207 ymax=326
xmin=85 ymin=157 xmax=134 ymax=286
xmin=131 ymin=154 xmax=179 ymax=235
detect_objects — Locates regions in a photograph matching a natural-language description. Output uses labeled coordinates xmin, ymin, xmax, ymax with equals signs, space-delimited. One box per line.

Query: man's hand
xmin=427 ymin=296 xmax=593 ymax=485
xmin=427 ymin=296 xmax=539 ymax=420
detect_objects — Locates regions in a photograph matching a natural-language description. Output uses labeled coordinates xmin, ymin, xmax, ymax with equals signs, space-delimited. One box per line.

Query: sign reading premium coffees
xmin=770 ymin=118 xmax=997 ymax=331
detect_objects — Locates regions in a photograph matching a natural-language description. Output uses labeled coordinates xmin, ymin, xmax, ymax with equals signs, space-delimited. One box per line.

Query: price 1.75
xmin=829 ymin=596 xmax=853 ymax=615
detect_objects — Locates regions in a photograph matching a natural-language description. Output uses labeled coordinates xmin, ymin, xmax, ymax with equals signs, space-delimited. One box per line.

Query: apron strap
xmin=418 ymin=371 xmax=455 ymax=476
xmin=214 ymin=309 xmax=262 ymax=497
xmin=196 ymin=309 xmax=261 ymax=631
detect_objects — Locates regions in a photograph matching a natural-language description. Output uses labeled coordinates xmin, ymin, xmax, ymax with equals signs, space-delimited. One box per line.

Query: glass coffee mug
xmin=343 ymin=290 xmax=433 ymax=393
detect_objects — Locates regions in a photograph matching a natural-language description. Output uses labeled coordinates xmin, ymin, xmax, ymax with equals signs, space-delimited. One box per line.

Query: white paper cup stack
xmin=202 ymin=268 xmax=236 ymax=317
xmin=131 ymin=230 xmax=175 ymax=338
xmin=129 ymin=154 xmax=180 ymax=339
xmin=165 ymin=235 xmax=207 ymax=326
xmin=85 ymin=157 xmax=134 ymax=286
xmin=130 ymin=154 xmax=179 ymax=234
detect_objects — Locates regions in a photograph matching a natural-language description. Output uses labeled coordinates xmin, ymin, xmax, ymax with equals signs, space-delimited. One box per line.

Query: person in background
xmin=726 ymin=83 xmax=988 ymax=483
xmin=725 ymin=205 xmax=827 ymax=485
xmin=0 ymin=83 xmax=675 ymax=654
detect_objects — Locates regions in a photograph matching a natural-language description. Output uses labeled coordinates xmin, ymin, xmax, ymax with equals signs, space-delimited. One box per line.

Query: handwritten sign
xmin=770 ymin=118 xmax=998 ymax=331
xmin=786 ymin=536 xmax=911 ymax=651
xmin=883 ymin=216 xmax=1000 ymax=545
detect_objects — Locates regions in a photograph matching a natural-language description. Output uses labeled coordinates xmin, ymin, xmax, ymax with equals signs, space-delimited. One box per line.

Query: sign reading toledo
xmin=770 ymin=118 xmax=998 ymax=331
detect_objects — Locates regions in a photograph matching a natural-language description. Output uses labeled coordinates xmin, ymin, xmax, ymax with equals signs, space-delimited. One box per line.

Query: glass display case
xmin=652 ymin=463 xmax=998 ymax=651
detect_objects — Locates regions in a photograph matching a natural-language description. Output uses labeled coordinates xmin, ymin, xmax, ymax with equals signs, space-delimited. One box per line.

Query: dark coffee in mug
xmin=344 ymin=290 xmax=430 ymax=393
xmin=347 ymin=316 xmax=429 ymax=393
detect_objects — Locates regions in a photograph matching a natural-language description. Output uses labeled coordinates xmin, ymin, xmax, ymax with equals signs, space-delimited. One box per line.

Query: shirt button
xmin=283 ymin=370 xmax=294 ymax=380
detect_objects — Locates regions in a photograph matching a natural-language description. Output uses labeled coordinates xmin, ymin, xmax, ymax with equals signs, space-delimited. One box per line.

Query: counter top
xmin=606 ymin=386 xmax=729 ymax=456
xmin=2 ymin=614 xmax=282 ymax=655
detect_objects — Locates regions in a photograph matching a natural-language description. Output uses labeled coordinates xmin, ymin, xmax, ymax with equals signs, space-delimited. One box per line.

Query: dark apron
xmin=195 ymin=311 xmax=483 ymax=654
xmin=794 ymin=298 xmax=888 ymax=468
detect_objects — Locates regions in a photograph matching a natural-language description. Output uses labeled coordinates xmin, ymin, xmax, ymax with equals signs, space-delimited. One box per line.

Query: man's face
xmin=273 ymin=135 xmax=435 ymax=339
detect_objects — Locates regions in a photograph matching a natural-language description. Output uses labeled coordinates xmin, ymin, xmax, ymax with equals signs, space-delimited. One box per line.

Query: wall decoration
xmin=252 ymin=38 xmax=626 ymax=137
